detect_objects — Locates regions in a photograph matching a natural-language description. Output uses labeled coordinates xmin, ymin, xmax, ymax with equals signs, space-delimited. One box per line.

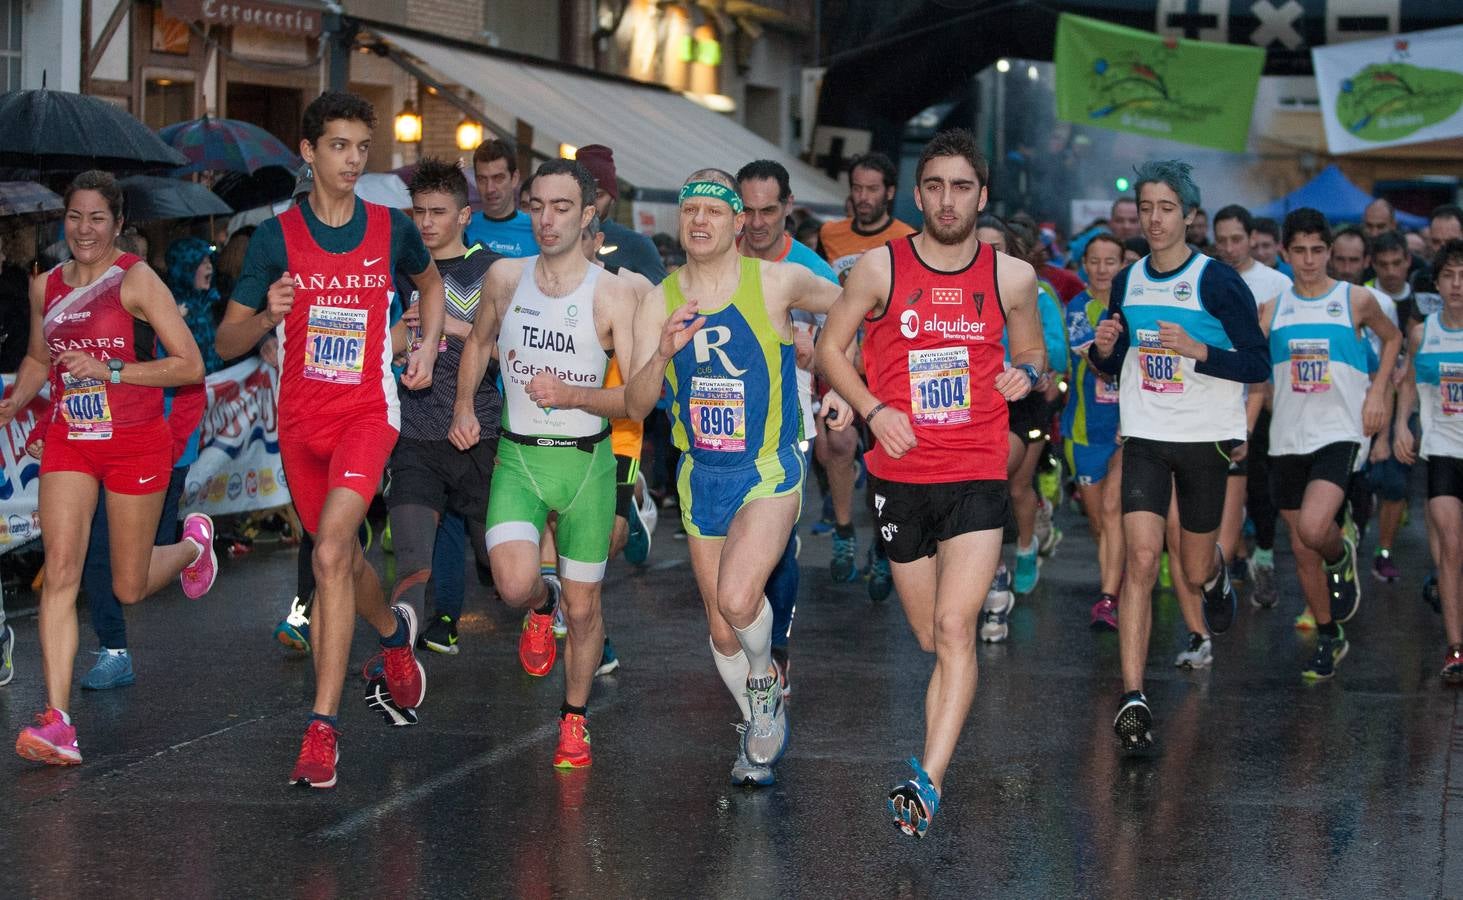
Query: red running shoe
xmin=553 ymin=713 xmax=592 ymax=769
xmin=519 ymin=609 xmax=558 ymax=676
xmin=16 ymin=708 xmax=81 ymax=765
xmin=381 ymin=605 xmax=426 ymax=709
xmin=290 ymin=719 xmax=339 ymax=788
xmin=1444 ymin=646 xmax=1463 ymax=685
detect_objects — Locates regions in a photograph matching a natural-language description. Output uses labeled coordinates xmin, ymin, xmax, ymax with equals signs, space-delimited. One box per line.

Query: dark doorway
xmin=226 ymin=83 xmax=303 ymax=149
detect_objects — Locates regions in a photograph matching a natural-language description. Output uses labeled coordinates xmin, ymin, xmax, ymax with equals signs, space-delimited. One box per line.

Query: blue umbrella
xmin=158 ymin=115 xmax=299 ymax=176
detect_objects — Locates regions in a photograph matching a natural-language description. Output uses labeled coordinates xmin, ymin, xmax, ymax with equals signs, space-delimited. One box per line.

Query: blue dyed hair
xmin=164 ymin=237 xmax=214 ymax=302
xmin=1133 ymin=160 xmax=1200 ymax=215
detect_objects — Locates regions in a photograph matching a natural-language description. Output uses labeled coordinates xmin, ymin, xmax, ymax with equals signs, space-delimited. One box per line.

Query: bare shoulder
xmin=596 ymin=267 xmax=641 ymax=311
xmin=617 ymin=268 xmax=654 ymax=300
xmin=845 ymin=243 xmax=893 ymax=289
xmin=994 ymin=249 xmax=1037 ymax=302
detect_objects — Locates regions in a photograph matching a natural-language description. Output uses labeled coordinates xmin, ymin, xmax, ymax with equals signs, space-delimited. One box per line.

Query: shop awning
xmin=372 ymin=27 xmax=846 ymax=208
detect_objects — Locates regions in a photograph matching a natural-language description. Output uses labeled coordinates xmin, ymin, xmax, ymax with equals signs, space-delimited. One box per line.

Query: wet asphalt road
xmin=1 ymin=494 xmax=1460 ymax=899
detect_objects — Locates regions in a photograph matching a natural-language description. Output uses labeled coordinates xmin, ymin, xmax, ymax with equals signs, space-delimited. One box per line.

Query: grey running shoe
xmin=1249 ymin=555 xmax=1278 ymax=609
xmin=731 ymin=724 xmax=775 ymax=786
xmin=1174 ymin=632 xmax=1213 ymax=669
xmin=743 ymin=672 xmax=789 ymax=766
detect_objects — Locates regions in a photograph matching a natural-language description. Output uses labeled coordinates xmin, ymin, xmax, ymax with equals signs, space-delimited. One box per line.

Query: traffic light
xmin=1114 ymin=176 xmax=1131 ymax=192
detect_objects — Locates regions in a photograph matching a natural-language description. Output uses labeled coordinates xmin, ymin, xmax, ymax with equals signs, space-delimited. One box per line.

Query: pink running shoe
xmin=180 ymin=513 xmax=218 ymax=599
xmin=1090 ymin=594 xmax=1119 ymax=631
xmin=16 ymin=708 xmax=81 ymax=765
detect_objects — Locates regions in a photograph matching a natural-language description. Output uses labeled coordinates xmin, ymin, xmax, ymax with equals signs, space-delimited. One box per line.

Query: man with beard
xmin=817 ymin=129 xmax=1045 ymax=839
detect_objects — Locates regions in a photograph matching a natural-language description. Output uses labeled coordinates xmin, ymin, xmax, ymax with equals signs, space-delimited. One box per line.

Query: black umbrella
xmin=0 ymin=90 xmax=188 ymax=172
xmin=119 ymin=175 xmax=231 ymax=222
xmin=0 ymin=181 xmax=62 ymax=221
xmin=210 ymin=166 xmax=298 ymax=211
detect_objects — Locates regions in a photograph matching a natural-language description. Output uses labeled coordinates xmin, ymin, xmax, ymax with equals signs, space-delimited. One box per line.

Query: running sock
xmin=308 ymin=712 xmax=338 ymax=729
xmin=1251 ymin=547 xmax=1274 ymax=568
xmin=560 ymin=703 xmax=587 ymax=719
xmin=835 ymin=522 xmax=854 ymax=539
xmin=732 ymin=598 xmax=775 ymax=682
xmin=1318 ymin=620 xmax=1340 ymax=638
xmin=534 ymin=584 xmax=558 ymax=616
xmin=710 ymin=638 xmax=753 ymax=721
xmin=380 ymin=609 xmax=409 ymax=648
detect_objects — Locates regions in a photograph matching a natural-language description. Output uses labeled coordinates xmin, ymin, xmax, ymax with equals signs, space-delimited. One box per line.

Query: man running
xmin=1090 ymin=160 xmax=1270 ymax=753
xmin=736 ymin=158 xmax=839 ymax=692
xmin=611 ymin=168 xmax=839 ymax=788
xmin=467 ymin=139 xmax=538 ymax=258
xmin=385 ymin=158 xmax=502 ymax=654
xmin=1261 ymin=208 xmax=1398 ymax=680
xmin=216 ymin=92 xmax=443 ymax=788
xmin=450 ymin=159 xmax=640 ymax=769
xmin=1394 ymin=239 xmax=1463 ymax=682
xmin=818 ymin=129 xmax=1044 ymax=838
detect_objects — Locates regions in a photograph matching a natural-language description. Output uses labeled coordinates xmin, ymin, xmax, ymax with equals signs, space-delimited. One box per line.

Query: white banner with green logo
xmin=1312 ymin=25 xmax=1463 ymax=154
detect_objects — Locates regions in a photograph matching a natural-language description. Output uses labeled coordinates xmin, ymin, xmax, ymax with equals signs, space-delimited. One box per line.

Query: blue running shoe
xmin=274 ymin=596 xmax=311 ymax=654
xmin=624 ymin=490 xmax=652 ymax=565
xmin=0 ymin=624 xmax=13 ymax=687
xmin=831 ymin=532 xmax=859 ymax=583
xmin=1014 ymin=540 xmax=1040 ymax=594
xmin=867 ymin=545 xmax=893 ymax=603
xmin=810 ymin=494 xmax=835 ymax=536
xmin=80 ymin=649 xmax=134 ymax=690
xmin=595 ymin=637 xmax=620 ymax=677
xmin=887 ymin=757 xmax=940 ymax=839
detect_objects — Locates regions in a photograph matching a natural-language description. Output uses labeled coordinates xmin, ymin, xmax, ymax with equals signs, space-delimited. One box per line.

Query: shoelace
xmin=525 ymin=613 xmax=553 ymax=649
xmin=302 ymin=723 xmax=337 ymax=767
xmin=382 ymin=643 xmax=415 ymax=685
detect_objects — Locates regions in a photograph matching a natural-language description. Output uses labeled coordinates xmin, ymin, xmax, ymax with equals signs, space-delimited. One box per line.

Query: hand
xmin=0 ymin=397 xmax=18 ymax=428
xmin=1157 ymin=320 xmax=1206 ymax=361
xmin=25 ymin=434 xmax=42 ymax=460
xmin=1361 ymin=391 xmax=1386 ymax=437
xmin=818 ymin=391 xmax=853 ymax=431
xmin=1040 ymin=374 xmax=1061 ymax=403
xmin=260 ymin=335 xmax=280 ymax=369
xmin=793 ymin=325 xmax=815 ymax=370
xmin=448 ymin=408 xmax=481 ymax=451
xmin=1369 ymin=433 xmax=1392 ymax=464
xmin=1394 ymin=426 xmax=1417 ymax=465
xmin=401 ymin=302 xmax=422 ymax=332
xmin=1093 ymin=313 xmax=1123 ymax=358
xmin=58 ymin=351 xmax=108 ymax=382
xmin=264 ymin=273 xmax=294 ymax=326
xmin=527 ymin=371 xmax=578 ymax=410
xmin=1229 ymin=441 xmax=1248 ymax=463
xmin=994 ymin=366 xmax=1033 ymax=402
xmin=867 ymin=405 xmax=916 ymax=459
xmin=401 ymin=342 xmax=437 ymax=391
xmin=659 ymin=301 xmax=706 ymax=359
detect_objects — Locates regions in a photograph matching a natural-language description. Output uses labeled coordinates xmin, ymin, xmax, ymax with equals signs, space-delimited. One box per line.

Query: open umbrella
xmin=119 ymin=175 xmax=231 ymax=222
xmin=0 ymin=182 xmax=62 ymax=221
xmin=159 ymin=115 xmax=300 ymax=176
xmin=210 ymin=167 xmax=297 ymax=212
xmin=0 ymin=90 xmax=187 ymax=172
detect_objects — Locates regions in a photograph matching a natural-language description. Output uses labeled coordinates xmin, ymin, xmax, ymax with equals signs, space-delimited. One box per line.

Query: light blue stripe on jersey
xmin=1268 ymin=280 xmax=1369 ymax=455
xmin=1416 ymin=312 xmax=1463 ymax=460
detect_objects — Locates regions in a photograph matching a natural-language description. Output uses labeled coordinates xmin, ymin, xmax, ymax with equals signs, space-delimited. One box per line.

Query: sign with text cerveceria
xmin=163 ymin=0 xmax=321 ymax=38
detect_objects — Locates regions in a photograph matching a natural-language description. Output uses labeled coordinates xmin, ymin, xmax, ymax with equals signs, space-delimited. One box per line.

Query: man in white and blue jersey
xmin=1259 ymin=208 xmax=1399 ymax=681
xmin=1394 ymin=240 xmax=1463 ymax=683
xmin=736 ymin=159 xmax=839 ymax=696
xmin=617 ymin=168 xmax=840 ymax=787
xmin=1090 ymin=160 xmax=1270 ymax=753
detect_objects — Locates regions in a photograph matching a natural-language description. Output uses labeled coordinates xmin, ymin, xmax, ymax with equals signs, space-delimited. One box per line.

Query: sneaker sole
xmin=1442 ymin=669 xmax=1463 ymax=685
xmin=1113 ymin=705 xmax=1154 ymax=753
xmin=732 ymin=770 xmax=776 ymax=787
xmin=181 ymin=514 xmax=219 ymax=599
xmin=423 ymin=641 xmax=459 ymax=655
xmin=15 ymin=733 xmax=82 ymax=765
xmin=80 ymin=674 xmax=135 ymax=690
xmin=275 ymin=627 xmax=310 ymax=654
xmin=1175 ymin=658 xmax=1213 ymax=670
xmin=1091 ymin=620 xmax=1118 ymax=631
xmin=553 ymin=756 xmax=592 ymax=770
xmin=887 ymin=787 xmax=932 ymax=839
xmin=1302 ymin=642 xmax=1349 ymax=682
xmin=594 ymin=659 xmax=620 ymax=677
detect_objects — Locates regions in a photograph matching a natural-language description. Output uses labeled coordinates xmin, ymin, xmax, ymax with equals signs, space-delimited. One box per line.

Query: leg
xmin=1429 ymin=496 xmax=1463 ymax=647
xmin=1098 ymin=450 xmax=1125 ymax=597
xmin=102 ymin=489 xmax=192 ymax=604
xmin=765 ymin=531 xmax=799 ymax=651
xmin=1008 ymin=438 xmax=1043 ymax=549
xmin=386 ymin=504 xmax=439 ymax=620
xmin=310 ymin=488 xmax=389 ymax=717
xmin=1218 ymin=473 xmax=1247 ymax=562
xmin=558 ymin=578 xmax=604 ymax=708
xmin=1290 ymin=479 xmax=1349 ymax=624
xmin=1119 ymin=512 xmax=1166 ymax=692
xmin=1169 ymin=496 xmax=1210 ymax=638
xmin=38 ymin=473 xmax=100 ymax=713
xmin=82 ymin=493 xmax=126 ymax=650
xmin=431 ymin=513 xmax=466 ymax=620
xmin=817 ymin=421 xmax=858 ymax=531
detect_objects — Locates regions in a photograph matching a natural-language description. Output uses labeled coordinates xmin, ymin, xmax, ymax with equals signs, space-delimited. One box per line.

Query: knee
xmin=911 ymin=623 xmax=937 ymax=654
xmin=1127 ymin=542 xmax=1161 ymax=583
xmin=1296 ymin=519 xmax=1332 ymax=552
xmin=311 ymin=537 xmax=355 ymax=583
xmin=561 ymin=592 xmax=602 ymax=634
xmin=44 ymin=555 xmax=83 ymax=590
xmin=933 ymin=610 xmax=978 ymax=653
xmin=114 ymin=579 xmax=145 ymax=605
xmin=494 ymin=569 xmax=543 ymax=607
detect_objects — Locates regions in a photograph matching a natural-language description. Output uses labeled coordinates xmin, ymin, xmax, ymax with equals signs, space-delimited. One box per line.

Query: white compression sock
xmin=711 ymin=637 xmax=752 ymax=721
xmin=732 ymin=598 xmax=774 ymax=682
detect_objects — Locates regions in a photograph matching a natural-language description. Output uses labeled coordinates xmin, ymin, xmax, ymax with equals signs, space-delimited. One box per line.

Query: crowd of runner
xmin=7 ymin=90 xmax=1463 ymax=841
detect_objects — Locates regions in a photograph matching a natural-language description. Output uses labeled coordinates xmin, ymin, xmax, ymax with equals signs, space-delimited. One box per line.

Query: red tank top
xmin=43 ymin=253 xmax=163 ymax=439
xmin=862 ymin=237 xmax=1008 ymax=483
xmin=276 ymin=201 xmax=398 ymax=433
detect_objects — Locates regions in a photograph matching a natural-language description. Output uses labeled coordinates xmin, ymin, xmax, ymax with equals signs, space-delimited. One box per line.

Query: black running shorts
xmin=1008 ymin=394 xmax=1054 ymax=445
xmin=1120 ymin=436 xmax=1238 ymax=534
xmin=1428 ymin=456 xmax=1463 ymax=502
xmin=1269 ymin=442 xmax=1360 ymax=511
xmin=868 ymin=475 xmax=1009 ymax=563
xmin=385 ymin=436 xmax=497 ymax=521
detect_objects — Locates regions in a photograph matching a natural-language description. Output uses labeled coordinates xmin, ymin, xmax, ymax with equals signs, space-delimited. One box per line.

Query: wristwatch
xmin=1017 ymin=363 xmax=1040 ymax=387
xmin=107 ymin=358 xmax=124 ymax=384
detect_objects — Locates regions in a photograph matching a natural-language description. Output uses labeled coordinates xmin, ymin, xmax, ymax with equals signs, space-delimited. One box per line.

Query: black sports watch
xmin=1017 ymin=363 xmax=1040 ymax=388
xmin=107 ymin=358 xmax=124 ymax=384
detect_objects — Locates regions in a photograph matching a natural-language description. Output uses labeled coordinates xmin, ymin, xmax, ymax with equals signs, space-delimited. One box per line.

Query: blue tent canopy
xmin=1254 ymin=165 xmax=1427 ymax=230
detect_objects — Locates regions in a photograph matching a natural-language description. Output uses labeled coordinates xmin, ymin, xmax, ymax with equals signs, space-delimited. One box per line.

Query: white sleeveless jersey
xmin=1268 ymin=280 xmax=1370 ymax=456
xmin=1415 ymin=312 xmax=1463 ymax=460
xmin=498 ymin=259 xmax=610 ymax=438
xmin=1117 ymin=254 xmax=1245 ymax=442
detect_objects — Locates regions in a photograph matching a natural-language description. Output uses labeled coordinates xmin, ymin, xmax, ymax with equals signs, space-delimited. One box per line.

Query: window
xmin=144 ymin=78 xmax=194 ymax=130
xmin=0 ymin=0 xmax=21 ymax=93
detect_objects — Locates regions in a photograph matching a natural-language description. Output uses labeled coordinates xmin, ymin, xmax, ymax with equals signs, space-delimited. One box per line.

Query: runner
xmin=385 ymin=158 xmax=502 ymax=654
xmin=1089 ymin=160 xmax=1270 ymax=752
xmin=1211 ymin=204 xmax=1291 ymax=609
xmin=817 ymin=130 xmax=1044 ymax=837
xmin=1394 ymin=239 xmax=1463 ymax=682
xmin=817 ymin=153 xmax=916 ymax=599
xmin=609 ymin=167 xmax=839 ymax=787
xmin=467 ymin=138 xmax=538 ymax=258
xmin=216 ymin=92 xmax=443 ymax=788
xmin=1108 ymin=198 xmax=1140 ymax=241
xmin=1260 ymin=208 xmax=1399 ymax=680
xmin=1062 ymin=233 xmax=1126 ymax=629
xmin=450 ymin=159 xmax=641 ymax=769
xmin=12 ymin=170 xmax=218 ymax=766
xmin=736 ymin=158 xmax=839 ymax=690
xmin=576 ymin=145 xmax=667 ymax=282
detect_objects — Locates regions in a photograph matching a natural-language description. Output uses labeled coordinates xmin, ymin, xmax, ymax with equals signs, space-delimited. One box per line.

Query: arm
xmin=1393 ymin=324 xmax=1423 ymax=465
xmin=1355 ymin=285 xmax=1402 ymax=437
xmin=784 ymin=263 xmax=843 ymax=318
xmin=401 ymin=260 xmax=444 ymax=390
xmin=997 ymin=257 xmax=1047 ymax=395
xmin=1090 ymin=267 xmax=1131 ymax=376
xmin=0 ymin=275 xmax=56 ymax=423
xmin=1185 ymin=265 xmax=1270 ymax=383
xmin=448 ymin=261 xmax=511 ymax=450
xmin=814 ymin=247 xmax=911 ymax=450
xmin=624 ymin=285 xmax=702 ymax=421
xmin=79 ymin=264 xmax=203 ymax=388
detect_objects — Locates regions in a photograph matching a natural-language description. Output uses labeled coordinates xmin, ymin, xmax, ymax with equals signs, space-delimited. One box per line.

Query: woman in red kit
xmin=9 ymin=170 xmax=217 ymax=767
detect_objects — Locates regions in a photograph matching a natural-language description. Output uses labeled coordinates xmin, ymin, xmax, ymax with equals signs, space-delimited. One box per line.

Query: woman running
xmin=11 ymin=170 xmax=218 ymax=766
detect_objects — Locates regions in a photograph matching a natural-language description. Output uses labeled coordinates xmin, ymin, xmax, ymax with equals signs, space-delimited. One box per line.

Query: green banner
xmin=1054 ymin=13 xmax=1265 ymax=153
